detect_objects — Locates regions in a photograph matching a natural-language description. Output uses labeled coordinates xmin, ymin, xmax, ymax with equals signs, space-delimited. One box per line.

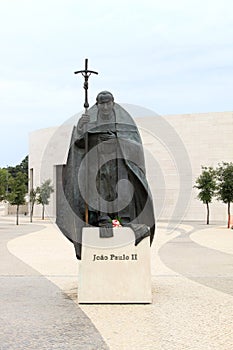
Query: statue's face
xmin=97 ymin=100 xmax=114 ymax=117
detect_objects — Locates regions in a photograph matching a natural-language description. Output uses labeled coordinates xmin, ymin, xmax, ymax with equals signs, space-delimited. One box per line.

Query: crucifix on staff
xmin=74 ymin=58 xmax=98 ymax=224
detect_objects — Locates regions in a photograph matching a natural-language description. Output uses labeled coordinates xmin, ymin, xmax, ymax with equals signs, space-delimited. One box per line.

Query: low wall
xmin=7 ymin=204 xmax=28 ymax=215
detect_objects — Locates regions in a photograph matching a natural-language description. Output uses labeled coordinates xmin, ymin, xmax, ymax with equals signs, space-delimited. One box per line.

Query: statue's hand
xmin=99 ymin=130 xmax=116 ymax=141
xmin=77 ymin=114 xmax=90 ymax=129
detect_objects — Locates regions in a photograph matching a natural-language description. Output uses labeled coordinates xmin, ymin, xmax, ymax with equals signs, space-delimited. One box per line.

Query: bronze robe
xmin=56 ymin=103 xmax=155 ymax=259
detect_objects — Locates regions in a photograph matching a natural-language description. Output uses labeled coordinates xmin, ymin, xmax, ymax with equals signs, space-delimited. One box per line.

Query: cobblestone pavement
xmin=1 ymin=216 xmax=233 ymax=350
xmin=159 ymin=222 xmax=233 ymax=295
xmin=0 ymin=217 xmax=109 ymax=350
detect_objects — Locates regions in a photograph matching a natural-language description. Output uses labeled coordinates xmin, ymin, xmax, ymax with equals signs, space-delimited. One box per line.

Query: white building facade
xmin=29 ymin=108 xmax=233 ymax=224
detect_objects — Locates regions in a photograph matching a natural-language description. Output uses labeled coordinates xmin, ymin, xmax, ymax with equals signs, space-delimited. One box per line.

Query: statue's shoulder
xmin=114 ymin=103 xmax=136 ymax=126
xmin=88 ymin=104 xmax=98 ymax=122
xmin=83 ymin=102 xmax=136 ymax=127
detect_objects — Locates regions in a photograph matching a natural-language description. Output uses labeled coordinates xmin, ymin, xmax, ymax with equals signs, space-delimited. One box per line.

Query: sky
xmin=0 ymin=0 xmax=232 ymax=167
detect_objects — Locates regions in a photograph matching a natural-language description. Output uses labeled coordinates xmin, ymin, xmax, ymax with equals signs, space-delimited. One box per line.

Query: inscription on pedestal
xmin=78 ymin=227 xmax=152 ymax=304
xmin=92 ymin=253 xmax=137 ymax=261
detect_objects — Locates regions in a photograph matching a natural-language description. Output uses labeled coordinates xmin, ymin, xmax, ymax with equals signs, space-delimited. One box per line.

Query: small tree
xmin=194 ymin=166 xmax=216 ymax=224
xmin=29 ymin=187 xmax=40 ymax=223
xmin=7 ymin=172 xmax=27 ymax=225
xmin=216 ymin=162 xmax=233 ymax=228
xmin=37 ymin=179 xmax=54 ymax=220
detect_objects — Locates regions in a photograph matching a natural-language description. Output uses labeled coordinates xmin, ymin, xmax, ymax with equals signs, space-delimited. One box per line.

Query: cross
xmin=74 ymin=58 xmax=98 ymax=111
xmin=74 ymin=59 xmax=98 ymax=225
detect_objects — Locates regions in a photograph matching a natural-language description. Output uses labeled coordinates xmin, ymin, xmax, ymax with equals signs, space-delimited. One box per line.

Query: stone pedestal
xmin=78 ymin=227 xmax=151 ymax=303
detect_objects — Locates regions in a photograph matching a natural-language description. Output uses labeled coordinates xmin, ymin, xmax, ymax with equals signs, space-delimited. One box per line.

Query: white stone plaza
xmin=3 ymin=215 xmax=233 ymax=349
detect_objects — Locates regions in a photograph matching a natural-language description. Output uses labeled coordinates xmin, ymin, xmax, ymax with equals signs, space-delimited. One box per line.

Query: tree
xmin=216 ymin=162 xmax=233 ymax=228
xmin=7 ymin=172 xmax=27 ymax=225
xmin=0 ymin=168 xmax=10 ymax=201
xmin=36 ymin=179 xmax=54 ymax=220
xmin=19 ymin=155 xmax=28 ymax=176
xmin=194 ymin=166 xmax=216 ymax=224
xmin=7 ymin=155 xmax=28 ymax=188
xmin=29 ymin=187 xmax=40 ymax=223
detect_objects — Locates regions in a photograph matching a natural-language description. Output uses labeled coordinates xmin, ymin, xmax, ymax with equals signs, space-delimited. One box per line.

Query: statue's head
xmin=96 ymin=91 xmax=114 ymax=118
xmin=96 ymin=91 xmax=114 ymax=104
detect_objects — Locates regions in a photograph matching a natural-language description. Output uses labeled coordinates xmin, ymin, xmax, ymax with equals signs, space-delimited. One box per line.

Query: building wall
xmin=29 ymin=123 xmax=74 ymax=218
xmin=0 ymin=201 xmax=28 ymax=216
xmin=29 ymin=111 xmax=233 ymax=223
xmin=136 ymin=111 xmax=233 ymax=223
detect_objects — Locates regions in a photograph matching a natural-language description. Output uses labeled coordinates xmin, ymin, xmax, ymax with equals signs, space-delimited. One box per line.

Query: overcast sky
xmin=0 ymin=0 xmax=232 ymax=167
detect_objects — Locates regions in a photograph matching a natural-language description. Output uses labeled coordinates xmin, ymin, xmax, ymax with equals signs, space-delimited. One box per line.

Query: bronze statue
xmin=56 ymin=91 xmax=155 ymax=259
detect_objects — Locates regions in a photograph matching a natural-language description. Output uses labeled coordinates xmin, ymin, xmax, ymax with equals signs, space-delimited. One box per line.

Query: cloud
xmin=0 ymin=0 xmax=232 ymax=166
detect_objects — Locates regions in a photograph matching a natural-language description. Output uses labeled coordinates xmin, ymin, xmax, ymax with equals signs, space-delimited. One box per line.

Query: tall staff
xmin=74 ymin=59 xmax=98 ymax=224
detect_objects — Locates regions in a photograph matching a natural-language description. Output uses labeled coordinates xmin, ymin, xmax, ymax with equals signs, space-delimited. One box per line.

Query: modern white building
xmin=29 ymin=107 xmax=233 ymax=224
